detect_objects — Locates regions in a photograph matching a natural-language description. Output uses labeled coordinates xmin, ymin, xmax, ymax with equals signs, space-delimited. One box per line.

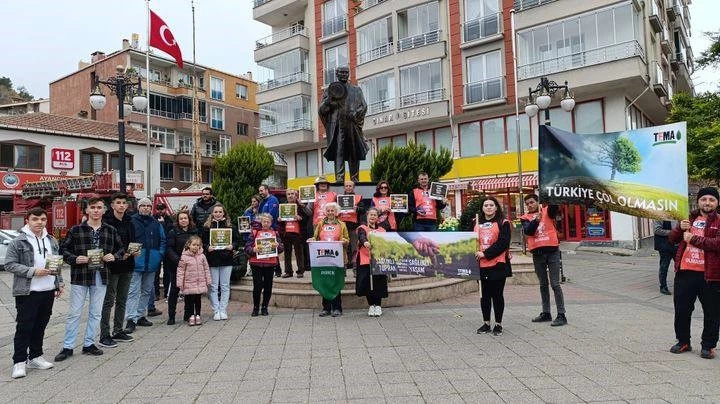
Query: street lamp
xmin=89 ymin=65 xmax=148 ymax=193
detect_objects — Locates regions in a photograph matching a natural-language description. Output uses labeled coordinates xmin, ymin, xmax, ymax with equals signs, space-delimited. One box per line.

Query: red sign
xmin=52 ymin=201 xmax=67 ymax=227
xmin=0 ymin=171 xmax=79 ymax=192
xmin=51 ymin=148 xmax=75 ymax=169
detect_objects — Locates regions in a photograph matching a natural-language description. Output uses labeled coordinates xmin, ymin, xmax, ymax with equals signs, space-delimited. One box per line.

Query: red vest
xmin=521 ymin=206 xmax=559 ymax=251
xmin=680 ymin=218 xmax=706 ymax=272
xmin=312 ymin=191 xmax=337 ymax=225
xmin=413 ymin=188 xmax=437 ymax=221
xmin=475 ymin=220 xmax=508 ymax=268
xmin=339 ymin=194 xmax=362 ymax=224
xmin=249 ymin=229 xmax=279 ymax=266
xmin=372 ymin=196 xmax=397 ymax=230
xmin=284 ymin=220 xmax=300 ymax=234
xmin=318 ymin=221 xmax=342 ymax=241
xmin=357 ymin=224 xmax=386 ymax=266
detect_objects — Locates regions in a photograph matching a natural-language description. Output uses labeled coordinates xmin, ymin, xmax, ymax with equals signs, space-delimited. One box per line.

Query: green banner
xmin=309 ymin=241 xmax=346 ymax=300
xmin=311 ymin=266 xmax=346 ymax=300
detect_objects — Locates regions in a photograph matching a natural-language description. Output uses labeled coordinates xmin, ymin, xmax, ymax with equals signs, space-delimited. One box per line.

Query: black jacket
xmin=191 ymin=197 xmax=218 ymax=227
xmin=166 ymin=226 xmax=199 ymax=272
xmin=654 ymin=220 xmax=678 ymax=253
xmin=102 ymin=210 xmax=135 ymax=274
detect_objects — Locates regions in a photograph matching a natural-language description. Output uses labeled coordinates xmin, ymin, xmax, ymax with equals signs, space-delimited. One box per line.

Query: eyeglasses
xmin=379 ymin=186 xmax=388 ymax=189
xmin=139 ymin=205 xmax=152 ymax=208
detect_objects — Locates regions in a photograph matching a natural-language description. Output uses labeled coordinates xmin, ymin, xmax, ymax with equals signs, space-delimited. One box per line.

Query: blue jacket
xmin=259 ymin=194 xmax=280 ymax=229
xmin=131 ymin=213 xmax=166 ymax=272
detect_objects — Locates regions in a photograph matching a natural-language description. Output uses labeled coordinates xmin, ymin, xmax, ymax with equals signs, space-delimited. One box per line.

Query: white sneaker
xmin=375 ymin=306 xmax=383 ymax=317
xmin=27 ymin=356 xmax=54 ymax=370
xmin=12 ymin=362 xmax=26 ymax=379
xmin=220 ymin=311 xmax=228 ymax=320
xmin=367 ymin=306 xmax=375 ymax=317
xmin=213 ymin=312 xmax=221 ymax=321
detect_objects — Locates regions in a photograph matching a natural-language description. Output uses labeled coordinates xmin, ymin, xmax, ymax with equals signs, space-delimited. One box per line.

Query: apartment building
xmin=252 ymin=0 xmax=694 ymax=247
xmin=50 ymin=38 xmax=260 ymax=193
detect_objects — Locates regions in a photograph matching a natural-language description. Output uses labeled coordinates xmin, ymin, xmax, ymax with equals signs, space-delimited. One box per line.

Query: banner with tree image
xmin=539 ymin=124 xmax=688 ymax=220
xmin=369 ymin=232 xmax=479 ymax=279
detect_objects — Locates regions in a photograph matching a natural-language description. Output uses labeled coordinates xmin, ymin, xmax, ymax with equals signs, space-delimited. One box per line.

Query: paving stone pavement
xmin=0 ymin=250 xmax=718 ymax=403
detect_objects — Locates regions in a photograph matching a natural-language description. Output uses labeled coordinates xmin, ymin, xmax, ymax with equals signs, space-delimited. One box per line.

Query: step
xmin=235 ymin=273 xmax=441 ymax=290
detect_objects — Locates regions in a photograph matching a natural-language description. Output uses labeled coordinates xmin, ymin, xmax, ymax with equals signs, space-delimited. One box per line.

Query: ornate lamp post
xmin=89 ymin=65 xmax=148 ymax=192
xmin=524 ymin=77 xmax=575 ymax=125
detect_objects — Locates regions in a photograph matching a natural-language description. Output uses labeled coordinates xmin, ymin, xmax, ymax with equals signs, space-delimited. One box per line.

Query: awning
xmin=470 ymin=174 xmax=538 ymax=192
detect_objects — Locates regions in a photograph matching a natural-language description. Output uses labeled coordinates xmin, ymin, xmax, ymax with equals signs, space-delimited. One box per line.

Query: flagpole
xmin=191 ymin=0 xmax=202 ymax=184
xmin=145 ymin=0 xmax=152 ymax=197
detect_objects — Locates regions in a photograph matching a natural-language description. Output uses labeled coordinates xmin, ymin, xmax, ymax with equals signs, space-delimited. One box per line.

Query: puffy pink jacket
xmin=177 ymin=249 xmax=211 ymax=295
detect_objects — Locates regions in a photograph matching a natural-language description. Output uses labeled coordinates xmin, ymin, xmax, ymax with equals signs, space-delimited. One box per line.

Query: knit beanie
xmin=697 ymin=187 xmax=719 ymax=201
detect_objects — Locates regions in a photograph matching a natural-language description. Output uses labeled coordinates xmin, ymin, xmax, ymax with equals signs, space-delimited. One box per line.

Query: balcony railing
xmin=150 ymin=109 xmax=178 ymax=119
xmin=258 ymin=72 xmax=311 ymax=92
xmin=462 ymin=13 xmax=500 ymax=43
xmin=397 ymin=30 xmax=441 ymax=52
xmin=513 ymin=0 xmax=559 ymax=11
xmin=399 ymin=88 xmax=445 ymax=108
xmin=464 ymin=77 xmax=505 ymax=105
xmin=361 ymin=0 xmax=387 ymax=11
xmin=367 ymin=99 xmax=395 ymax=115
xmin=322 ymin=16 xmax=347 ymax=38
xmin=253 ymin=0 xmax=272 ymax=8
xmin=149 ymin=77 xmax=170 ymax=86
xmin=255 ymin=24 xmax=307 ymax=49
xmin=178 ymin=112 xmax=207 ymax=123
xmin=517 ymin=40 xmax=645 ymax=80
xmin=260 ymin=118 xmax=312 ymax=137
xmin=176 ymin=146 xmax=192 ymax=155
xmin=358 ymin=42 xmax=394 ymax=64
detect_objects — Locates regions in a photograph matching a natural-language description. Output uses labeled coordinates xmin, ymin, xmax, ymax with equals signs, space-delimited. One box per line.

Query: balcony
xmin=464 ymin=77 xmax=505 ymax=106
xmin=513 ymin=0 xmax=559 ymax=12
xmin=176 ymin=146 xmax=192 ymax=155
xmin=322 ymin=16 xmax=347 ymax=39
xmin=257 ymin=72 xmax=312 ymax=104
xmin=254 ymin=25 xmax=309 ymax=62
xmin=257 ymin=119 xmax=314 ymax=152
xmin=367 ymin=99 xmax=395 ymax=115
xmin=462 ymin=13 xmax=501 ymax=44
xmin=253 ymin=0 xmax=307 ymax=26
xmin=399 ymin=88 xmax=445 ymax=108
xmin=666 ymin=0 xmax=680 ymax=21
xmin=517 ymin=40 xmax=645 ymax=80
xmin=258 ymin=72 xmax=311 ymax=92
xmin=648 ymin=1 xmax=663 ymax=33
xmin=660 ymin=26 xmax=672 ymax=55
xmin=397 ymin=30 xmax=441 ymax=52
xmin=358 ymin=42 xmax=394 ymax=65
xmin=150 ymin=109 xmax=178 ymax=120
xmin=652 ymin=61 xmax=667 ymax=98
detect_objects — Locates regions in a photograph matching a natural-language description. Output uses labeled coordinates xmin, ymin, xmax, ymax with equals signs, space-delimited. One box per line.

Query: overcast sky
xmin=0 ymin=0 xmax=717 ymax=99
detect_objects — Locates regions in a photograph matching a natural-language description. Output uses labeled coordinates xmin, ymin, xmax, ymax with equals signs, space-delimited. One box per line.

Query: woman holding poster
xmin=310 ymin=202 xmax=349 ymax=317
xmin=356 ymin=208 xmax=388 ymax=317
xmin=474 ymin=196 xmax=511 ymax=336
xmin=245 ymin=214 xmax=283 ymax=317
xmin=202 ymin=204 xmax=240 ymax=321
xmin=371 ymin=180 xmax=397 ymax=230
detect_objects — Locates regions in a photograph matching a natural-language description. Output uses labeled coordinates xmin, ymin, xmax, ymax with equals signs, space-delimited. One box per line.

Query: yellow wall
xmin=204 ymin=68 xmax=258 ymax=111
xmin=287 ymin=150 xmax=538 ymax=189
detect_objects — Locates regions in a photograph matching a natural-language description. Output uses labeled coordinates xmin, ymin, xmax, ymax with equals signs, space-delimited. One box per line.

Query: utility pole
xmin=191 ymin=0 xmax=202 ymax=183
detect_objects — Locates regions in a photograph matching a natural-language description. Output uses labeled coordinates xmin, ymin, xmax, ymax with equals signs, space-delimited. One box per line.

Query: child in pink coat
xmin=177 ymin=236 xmax=211 ymax=325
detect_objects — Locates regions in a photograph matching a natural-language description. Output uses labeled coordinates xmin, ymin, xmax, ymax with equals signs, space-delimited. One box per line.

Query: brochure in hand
xmin=45 ymin=254 xmax=64 ymax=274
xmin=237 ymin=216 xmax=251 ymax=233
xmin=279 ymin=204 xmax=298 ymax=221
xmin=209 ymin=228 xmax=233 ymax=248
xmin=87 ymin=248 xmax=103 ymax=270
xmin=127 ymin=242 xmax=142 ymax=255
xmin=390 ymin=194 xmax=409 ymax=213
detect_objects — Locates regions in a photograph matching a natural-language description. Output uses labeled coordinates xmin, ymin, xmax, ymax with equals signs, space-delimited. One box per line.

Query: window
xmin=505 ymin=114 xmax=532 ymax=151
xmin=397 ymin=2 xmax=440 ymax=51
xmin=516 ymin=3 xmax=641 ymax=79
xmin=179 ymin=166 xmax=193 ymax=182
xmin=160 ymin=162 xmax=174 ymax=181
xmin=147 ymin=94 xmax=207 ymax=121
xmin=357 ymin=17 xmax=394 ymax=64
xmin=322 ymin=0 xmax=347 ymax=37
xmin=482 ymin=117 xmax=505 ymax=155
xmin=219 ymin=135 xmax=231 ymax=155
xmin=258 ymin=49 xmax=310 ymax=90
xmin=377 ymin=134 xmax=406 ymax=150
xmin=236 ymin=84 xmax=248 ymax=100
xmin=210 ymin=77 xmax=224 ymax=100
xmin=465 ymin=50 xmax=503 ymax=104
xmin=205 ymin=139 xmax=220 ymax=157
xmin=211 ymin=106 xmax=225 ymax=130
xmin=204 ymin=168 xmax=214 ymax=183
xmin=325 ymin=44 xmax=348 ymax=84
xmin=574 ymin=100 xmax=603 ymax=134
xmin=109 ymin=154 xmax=133 ymax=171
xmin=237 ymin=122 xmax=249 ymax=136
xmin=549 ymin=108 xmax=572 ymax=132
xmin=459 ymin=122 xmax=481 ymax=157
xmin=359 ymin=71 xmax=395 ymax=115
xmin=295 ymin=150 xmax=319 ymax=177
xmin=150 ymin=126 xmax=175 ymax=149
xmin=0 ymin=143 xmax=42 ymax=170
xmin=178 ymin=136 xmax=193 ymax=154
xmin=416 ymin=127 xmax=452 ymax=152
xmin=463 ymin=0 xmax=500 ymax=42
xmin=80 ymin=150 xmax=106 ymax=174
xmin=399 ymin=60 xmax=442 ymax=107
xmin=260 ymin=96 xmax=311 ymax=136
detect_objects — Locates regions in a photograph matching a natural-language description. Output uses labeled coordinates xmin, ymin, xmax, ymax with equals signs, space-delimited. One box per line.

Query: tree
xmin=667 ymin=91 xmax=720 ymax=185
xmin=211 ymin=142 xmax=274 ymax=221
xmin=593 ymin=136 xmax=642 ymax=180
xmin=459 ymin=193 xmax=486 ymax=231
xmin=0 ymin=76 xmax=34 ymax=104
xmin=370 ymin=142 xmax=453 ymax=230
xmin=696 ymin=31 xmax=720 ymax=70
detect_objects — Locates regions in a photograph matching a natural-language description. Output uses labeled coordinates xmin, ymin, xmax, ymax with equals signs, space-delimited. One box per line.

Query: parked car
xmin=0 ymin=230 xmax=20 ymax=270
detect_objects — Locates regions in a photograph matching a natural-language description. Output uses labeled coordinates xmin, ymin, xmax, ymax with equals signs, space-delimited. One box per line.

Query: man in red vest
xmin=521 ymin=194 xmax=566 ymax=326
xmin=408 ymin=172 xmax=447 ymax=231
xmin=280 ymin=189 xmax=312 ymax=278
xmin=338 ymin=181 xmax=364 ymax=269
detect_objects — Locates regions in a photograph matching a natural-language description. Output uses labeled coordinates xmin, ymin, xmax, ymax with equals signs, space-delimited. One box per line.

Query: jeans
xmin=414 ymin=221 xmax=437 ymax=232
xmin=63 ymin=271 xmax=107 ymax=349
xmin=125 ymin=271 xmax=155 ymax=322
xmin=209 ymin=266 xmax=232 ymax=313
xmin=533 ymin=250 xmax=565 ymax=314
xmin=658 ymin=250 xmax=676 ymax=289
xmin=100 ymin=271 xmax=132 ymax=338
xmin=13 ymin=290 xmax=55 ymax=364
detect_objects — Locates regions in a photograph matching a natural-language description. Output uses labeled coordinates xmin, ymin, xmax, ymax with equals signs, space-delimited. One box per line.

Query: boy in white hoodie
xmin=5 ymin=207 xmax=64 ymax=379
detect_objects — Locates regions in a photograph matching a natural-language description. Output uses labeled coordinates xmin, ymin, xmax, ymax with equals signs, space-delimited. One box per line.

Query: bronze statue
xmin=319 ymin=66 xmax=368 ymax=184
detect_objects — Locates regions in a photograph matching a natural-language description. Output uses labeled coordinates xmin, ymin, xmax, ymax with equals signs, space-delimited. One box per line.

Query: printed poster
xmin=87 ymin=248 xmax=103 ymax=270
xmin=390 ymin=194 xmax=409 ymax=213
xmin=127 ymin=242 xmax=142 ymax=255
xmin=539 ymin=123 xmax=689 ymax=220
xmin=237 ymin=216 xmax=251 ymax=233
xmin=279 ymin=204 xmax=298 ymax=221
xmin=429 ymin=182 xmax=448 ymax=200
xmin=209 ymin=228 xmax=232 ymax=248
xmin=255 ymin=236 xmax=278 ymax=259
xmin=299 ymin=185 xmax=316 ymax=203
xmin=45 ymin=254 xmax=64 ymax=274
xmin=337 ymin=195 xmax=356 ymax=212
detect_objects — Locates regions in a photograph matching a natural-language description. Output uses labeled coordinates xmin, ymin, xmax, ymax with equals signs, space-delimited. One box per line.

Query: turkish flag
xmin=149 ymin=10 xmax=183 ymax=68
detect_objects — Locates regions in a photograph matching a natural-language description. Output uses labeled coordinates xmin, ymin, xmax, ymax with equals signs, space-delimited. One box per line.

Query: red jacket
xmin=669 ymin=210 xmax=720 ymax=282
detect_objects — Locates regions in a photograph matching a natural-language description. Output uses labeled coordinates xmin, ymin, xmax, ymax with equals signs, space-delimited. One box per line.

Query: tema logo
xmin=652 ymin=129 xmax=682 ymax=146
